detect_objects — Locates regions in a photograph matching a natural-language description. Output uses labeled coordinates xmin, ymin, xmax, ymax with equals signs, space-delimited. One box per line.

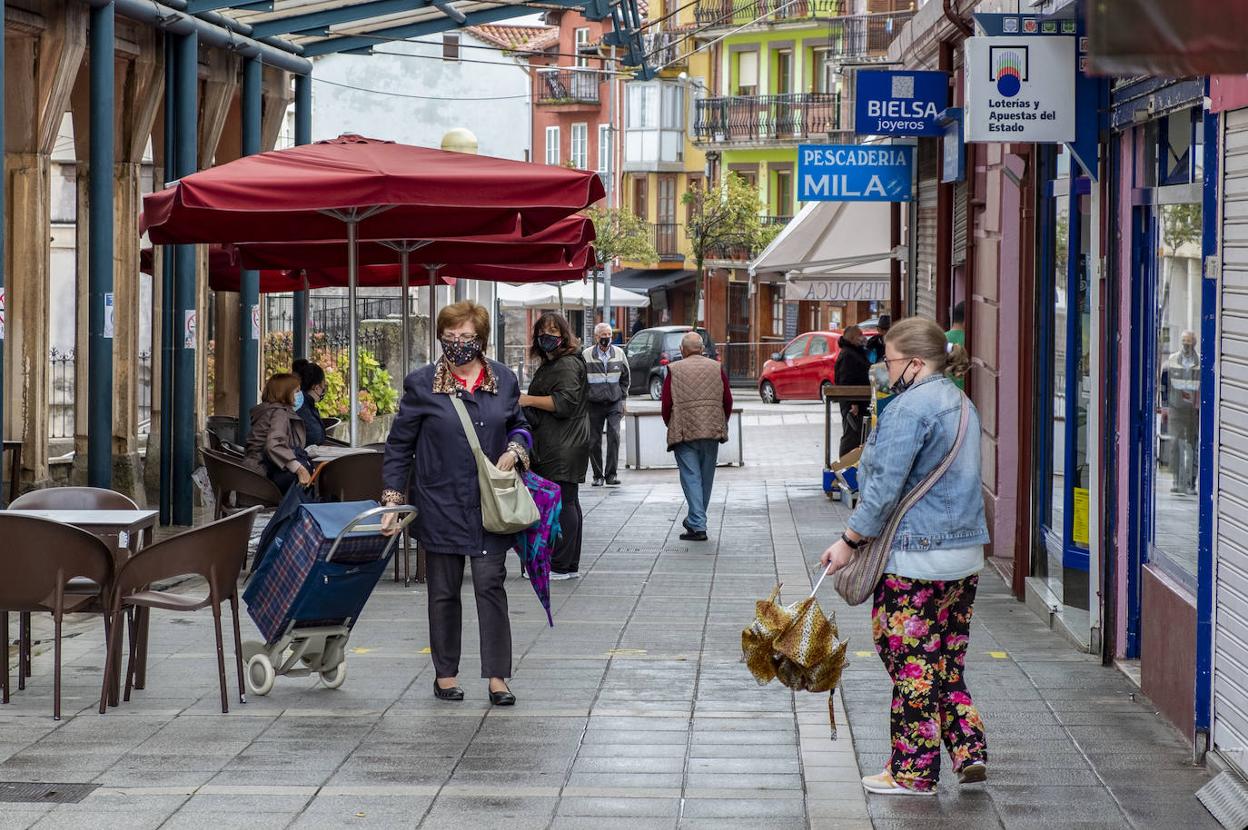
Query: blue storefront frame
xmin=1036 ymin=149 xmax=1092 ymax=580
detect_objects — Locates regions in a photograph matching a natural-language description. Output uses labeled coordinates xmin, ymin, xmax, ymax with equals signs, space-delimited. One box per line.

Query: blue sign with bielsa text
xmin=855 ymin=70 xmax=950 ymax=137
xmin=798 ymin=144 xmax=914 ymax=202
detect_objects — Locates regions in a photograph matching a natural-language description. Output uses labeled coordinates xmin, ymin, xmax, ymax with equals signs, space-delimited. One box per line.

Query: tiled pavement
xmin=0 ymin=407 xmax=1221 ymax=828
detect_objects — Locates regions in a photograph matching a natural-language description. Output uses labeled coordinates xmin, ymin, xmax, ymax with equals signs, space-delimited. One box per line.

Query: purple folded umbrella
xmin=514 ymin=470 xmax=562 ymax=626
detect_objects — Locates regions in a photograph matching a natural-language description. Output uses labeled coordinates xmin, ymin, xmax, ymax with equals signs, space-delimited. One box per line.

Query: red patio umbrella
xmin=141 ymin=134 xmax=604 ymax=244
xmin=141 ymin=134 xmax=604 ymax=444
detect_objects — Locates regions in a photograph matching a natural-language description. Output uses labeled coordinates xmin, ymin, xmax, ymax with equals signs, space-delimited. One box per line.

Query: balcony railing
xmin=641 ymin=31 xmax=686 ymax=68
xmin=694 ymin=0 xmax=849 ymax=27
xmin=534 ymin=69 xmax=600 ymax=105
xmin=653 ymin=222 xmax=682 ymax=260
xmin=826 ymin=10 xmax=915 ymax=60
xmin=706 ymin=217 xmax=791 ymax=261
xmin=694 ymin=93 xmax=846 ymax=144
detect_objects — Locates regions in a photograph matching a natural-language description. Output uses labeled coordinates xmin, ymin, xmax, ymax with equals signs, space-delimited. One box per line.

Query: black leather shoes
xmin=680 ymin=530 xmax=708 ymax=542
xmin=605 ymin=477 xmax=621 ymax=486
xmin=434 ymin=679 xmax=464 ymax=701
xmin=489 ymin=686 xmax=516 ymax=706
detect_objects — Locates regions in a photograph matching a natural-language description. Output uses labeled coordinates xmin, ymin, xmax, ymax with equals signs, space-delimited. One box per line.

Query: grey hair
xmin=680 ymin=332 xmax=703 ymax=356
xmin=594 ymin=322 xmax=613 ymax=336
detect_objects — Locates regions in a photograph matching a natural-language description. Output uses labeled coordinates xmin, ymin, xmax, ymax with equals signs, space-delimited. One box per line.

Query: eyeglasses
xmin=441 ymin=334 xmax=480 ymax=345
xmin=882 ymin=356 xmax=915 ymax=367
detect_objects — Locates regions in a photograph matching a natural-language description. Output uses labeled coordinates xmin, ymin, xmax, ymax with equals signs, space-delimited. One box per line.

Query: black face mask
xmin=598 ymin=337 xmax=612 ymax=349
xmin=889 ymin=361 xmax=920 ymax=395
xmin=537 ymin=333 xmax=564 ymax=354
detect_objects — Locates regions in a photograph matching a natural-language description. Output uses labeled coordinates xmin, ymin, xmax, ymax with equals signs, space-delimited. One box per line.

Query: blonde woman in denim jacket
xmin=821 ymin=317 xmax=990 ymax=797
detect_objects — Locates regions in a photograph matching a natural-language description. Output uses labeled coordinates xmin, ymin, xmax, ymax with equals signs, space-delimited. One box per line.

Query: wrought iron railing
xmin=642 ymin=30 xmax=686 ymax=68
xmin=826 ymin=10 xmax=915 ymax=60
xmin=693 ymin=93 xmax=846 ymax=144
xmin=653 ymin=222 xmax=682 ymax=259
xmin=694 ymin=0 xmax=849 ymax=27
xmin=534 ymin=68 xmax=600 ymax=105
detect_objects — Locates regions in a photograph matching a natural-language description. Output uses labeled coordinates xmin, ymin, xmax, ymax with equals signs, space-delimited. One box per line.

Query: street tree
xmin=584 ymin=205 xmax=658 ymax=326
xmin=683 ymin=172 xmax=772 ymax=328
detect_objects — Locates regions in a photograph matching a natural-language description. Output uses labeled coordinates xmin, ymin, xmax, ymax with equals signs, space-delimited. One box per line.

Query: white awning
xmin=749 ymin=200 xmax=899 ymax=285
xmin=497 ymin=280 xmax=651 ymax=309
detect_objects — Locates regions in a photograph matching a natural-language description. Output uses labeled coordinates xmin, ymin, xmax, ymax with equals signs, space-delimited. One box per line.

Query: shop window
xmin=1150 ymin=200 xmax=1203 ymax=584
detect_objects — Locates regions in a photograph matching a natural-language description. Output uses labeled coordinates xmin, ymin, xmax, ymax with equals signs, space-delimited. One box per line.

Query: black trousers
xmin=425 ymin=551 xmax=512 ymax=679
xmin=551 ymin=482 xmax=583 ymax=575
xmin=838 ymin=401 xmax=868 ymax=458
xmin=588 ymin=402 xmax=623 ymax=480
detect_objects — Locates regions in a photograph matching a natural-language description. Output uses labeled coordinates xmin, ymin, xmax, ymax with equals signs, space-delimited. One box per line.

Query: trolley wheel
xmin=247 ymin=654 xmax=276 ymax=696
xmin=241 ymin=640 xmax=265 ymax=663
xmin=320 ymin=661 xmax=347 ymax=690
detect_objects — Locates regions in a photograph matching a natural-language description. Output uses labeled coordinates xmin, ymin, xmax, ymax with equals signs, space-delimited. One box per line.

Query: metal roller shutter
xmin=952 ymin=180 xmax=968 ymax=267
xmin=913 ymin=140 xmax=939 ymax=319
xmin=1215 ymin=106 xmax=1248 ymax=775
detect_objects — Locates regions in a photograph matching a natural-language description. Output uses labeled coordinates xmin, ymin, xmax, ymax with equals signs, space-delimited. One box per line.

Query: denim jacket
xmin=846 ymin=375 xmax=989 ymax=552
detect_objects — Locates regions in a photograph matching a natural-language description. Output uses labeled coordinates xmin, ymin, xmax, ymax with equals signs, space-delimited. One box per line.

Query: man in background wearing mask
xmin=1166 ymin=329 xmax=1201 ymax=495
xmin=583 ymin=322 xmax=631 ymax=486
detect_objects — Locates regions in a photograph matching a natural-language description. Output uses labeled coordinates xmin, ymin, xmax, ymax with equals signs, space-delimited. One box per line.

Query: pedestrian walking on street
xmin=820 ymin=317 xmax=990 ymax=796
xmin=522 ymin=312 xmax=590 ymax=581
xmin=662 ymin=331 xmax=733 ymax=542
xmin=583 ymin=322 xmax=630 ymax=487
xmin=865 ymin=313 xmax=892 ymax=364
xmin=380 ymin=301 xmax=531 ymax=707
xmin=833 ymin=325 xmax=872 ymax=457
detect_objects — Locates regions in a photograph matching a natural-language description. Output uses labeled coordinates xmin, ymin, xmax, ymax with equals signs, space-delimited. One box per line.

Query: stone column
xmin=4 ymin=4 xmax=87 ymax=489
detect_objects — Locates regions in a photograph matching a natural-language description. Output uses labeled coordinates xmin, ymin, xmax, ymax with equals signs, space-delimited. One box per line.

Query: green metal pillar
xmin=292 ymin=73 xmax=312 ymax=359
xmin=238 ymin=57 xmax=261 ymax=440
xmin=172 ymin=31 xmax=198 ymax=524
xmin=159 ymin=32 xmax=175 ymax=523
xmin=88 ymin=1 xmax=116 ymax=488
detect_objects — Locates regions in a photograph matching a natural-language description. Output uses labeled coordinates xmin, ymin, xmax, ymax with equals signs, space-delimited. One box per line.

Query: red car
xmin=759 ymin=329 xmax=876 ymax=403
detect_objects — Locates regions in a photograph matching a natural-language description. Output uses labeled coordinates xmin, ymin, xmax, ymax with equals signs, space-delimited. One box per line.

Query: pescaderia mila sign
xmin=964 ymin=35 xmax=1075 ymax=142
xmin=797 ymin=145 xmax=914 ymax=202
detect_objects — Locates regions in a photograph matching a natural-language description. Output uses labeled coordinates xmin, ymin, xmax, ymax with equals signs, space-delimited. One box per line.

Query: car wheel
xmin=820 ymin=381 xmax=834 ymax=400
xmin=760 ymin=381 xmax=778 ymax=404
xmin=649 ymin=375 xmax=664 ymax=401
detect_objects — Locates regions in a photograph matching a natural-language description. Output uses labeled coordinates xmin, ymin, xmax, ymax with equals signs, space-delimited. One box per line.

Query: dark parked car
xmin=626 ymin=326 xmax=718 ymax=400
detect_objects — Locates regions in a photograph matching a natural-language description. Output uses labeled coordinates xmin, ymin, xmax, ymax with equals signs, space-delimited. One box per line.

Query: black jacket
xmin=382 ymin=359 xmax=531 ymax=557
xmin=296 ymin=397 xmax=326 ymax=446
xmin=834 ymin=337 xmax=872 ymax=390
xmin=526 ymin=352 xmax=591 ymax=484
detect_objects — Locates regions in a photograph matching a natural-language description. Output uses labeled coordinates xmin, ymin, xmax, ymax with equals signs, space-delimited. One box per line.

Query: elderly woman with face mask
xmin=380 ymin=301 xmax=531 ymax=707
xmin=820 ymin=317 xmax=989 ymax=797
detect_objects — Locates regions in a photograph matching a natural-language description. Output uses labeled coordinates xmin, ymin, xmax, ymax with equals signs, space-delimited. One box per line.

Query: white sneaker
xmin=550 ymin=571 xmax=580 ymax=581
xmin=861 ymin=771 xmax=936 ymax=796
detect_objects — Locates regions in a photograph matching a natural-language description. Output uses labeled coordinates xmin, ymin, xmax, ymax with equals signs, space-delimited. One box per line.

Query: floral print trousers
xmin=871 ymin=573 xmax=987 ymax=792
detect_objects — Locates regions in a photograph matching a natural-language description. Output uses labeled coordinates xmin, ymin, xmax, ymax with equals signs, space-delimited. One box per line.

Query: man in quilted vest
xmin=661 ymin=332 xmax=733 ymax=541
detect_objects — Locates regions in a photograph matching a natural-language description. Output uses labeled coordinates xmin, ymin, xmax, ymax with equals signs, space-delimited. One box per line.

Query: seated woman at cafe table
xmin=292 ymin=358 xmax=328 ymax=447
xmin=243 ymin=372 xmax=314 ymax=491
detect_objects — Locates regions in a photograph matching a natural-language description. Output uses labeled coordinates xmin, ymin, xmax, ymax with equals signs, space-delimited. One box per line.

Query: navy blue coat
xmin=296 ymin=398 xmax=326 ymax=446
xmin=383 ymin=359 xmax=530 ymax=557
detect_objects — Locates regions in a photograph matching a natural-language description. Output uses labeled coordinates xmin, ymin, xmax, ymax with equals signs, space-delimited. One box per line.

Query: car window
xmin=626 ymin=333 xmax=653 ymax=357
xmin=783 ymin=336 xmax=809 ymax=360
xmin=808 ymin=336 xmax=829 ymax=356
xmin=663 ymin=332 xmax=687 ymax=354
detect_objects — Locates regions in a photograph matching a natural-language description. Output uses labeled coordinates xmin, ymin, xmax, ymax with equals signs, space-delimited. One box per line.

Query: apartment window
xmin=633 ymin=176 xmax=648 ymax=220
xmin=737 ymin=51 xmax=759 ymax=96
xmin=627 ymin=83 xmax=660 ymax=129
xmin=774 ymin=169 xmax=793 ymax=217
xmin=575 ymin=28 xmax=591 ymax=67
xmin=775 ymin=49 xmax=793 ymax=96
xmin=814 ymin=50 xmax=838 ymax=93
xmin=442 ymin=32 xmax=460 ymax=61
xmin=545 ymin=126 xmax=560 ymax=166
xmin=571 ymin=123 xmax=589 ymax=169
xmin=685 ymin=175 xmax=702 ymax=226
xmin=597 ymin=124 xmax=611 ymax=173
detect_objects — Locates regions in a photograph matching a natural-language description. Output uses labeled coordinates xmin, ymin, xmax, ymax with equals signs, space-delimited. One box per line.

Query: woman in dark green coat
xmin=521 ymin=312 xmax=591 ymax=579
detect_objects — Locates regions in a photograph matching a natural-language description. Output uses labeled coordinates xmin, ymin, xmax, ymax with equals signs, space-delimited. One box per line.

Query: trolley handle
xmin=325 ymin=504 xmax=417 ymax=563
